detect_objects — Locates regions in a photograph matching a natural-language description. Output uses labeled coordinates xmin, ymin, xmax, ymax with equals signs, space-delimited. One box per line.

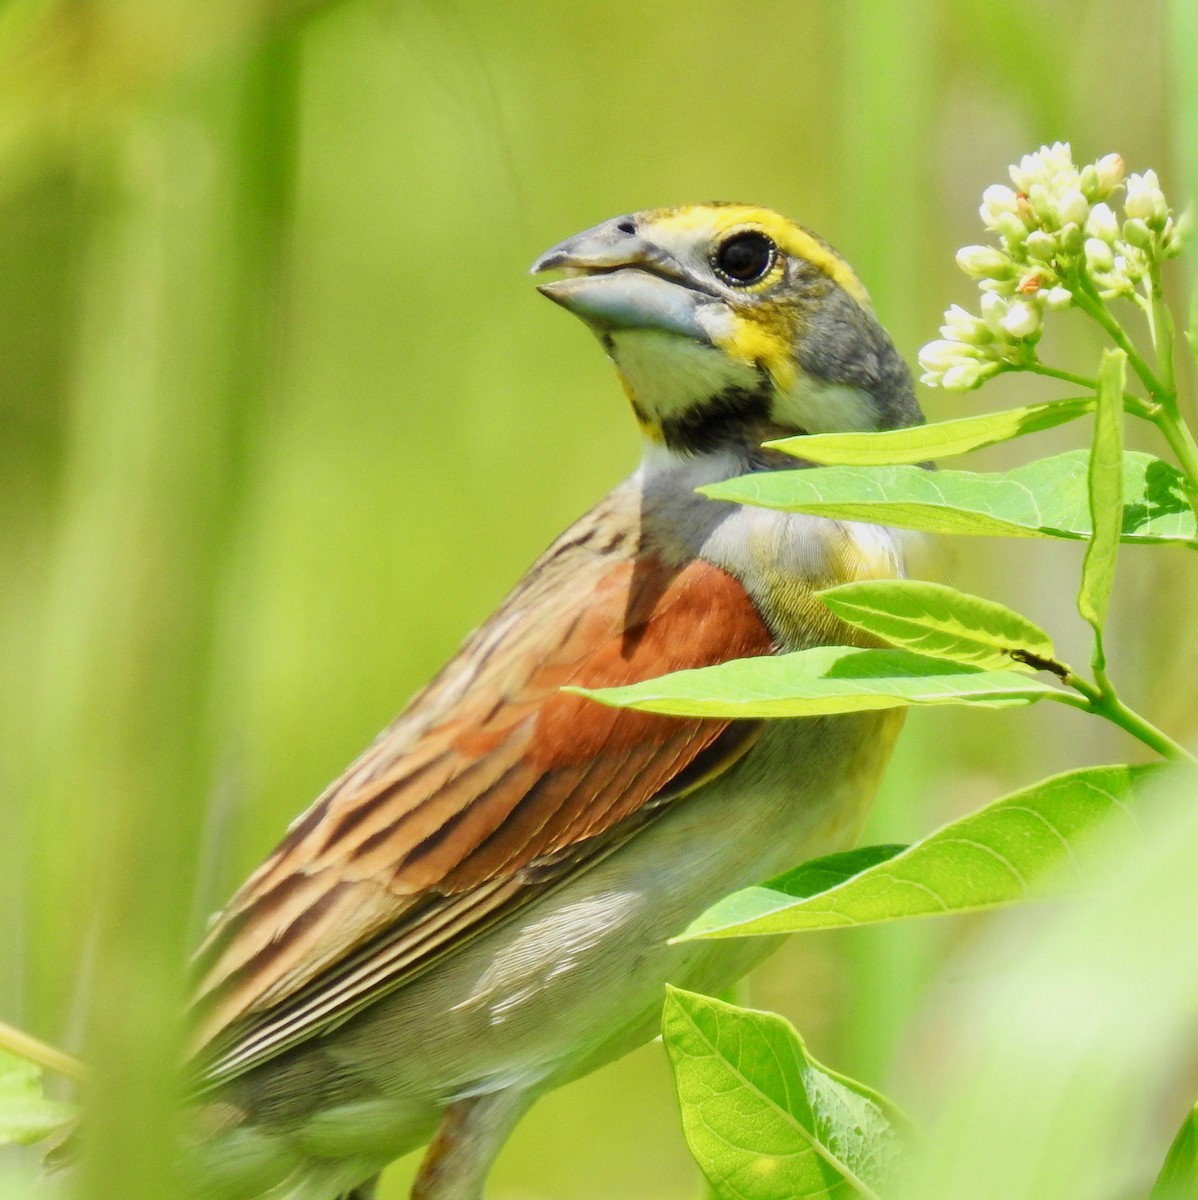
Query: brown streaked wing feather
xmin=189 ymin=505 xmax=774 ymax=1083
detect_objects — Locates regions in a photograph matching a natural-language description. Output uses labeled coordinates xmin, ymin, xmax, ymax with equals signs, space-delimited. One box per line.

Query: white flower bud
xmin=918 ymin=339 xmax=971 ymax=374
xmin=1044 ymin=286 xmax=1073 ymax=310
xmin=1027 ymin=183 xmax=1057 ymax=225
xmin=1125 ymin=170 xmax=1169 ymax=230
xmin=980 ymin=185 xmax=1020 ymax=230
xmin=1122 ymin=217 xmax=1153 ymax=249
xmin=1025 ymin=230 xmax=1057 ymax=261
xmin=1058 ymin=189 xmax=1089 ymax=227
xmin=1085 ymin=202 xmax=1118 ymax=242
xmin=940 ymin=304 xmax=992 ymax=346
xmin=955 ymin=244 xmax=1013 ymax=280
xmin=979 ymin=291 xmax=1008 ymax=336
xmin=1010 ymin=142 xmax=1076 ymax=193
xmin=1084 ymin=237 xmax=1115 ymax=272
xmin=995 ymin=212 xmax=1029 ymax=245
xmin=1058 ymin=222 xmax=1085 ymax=254
xmin=941 ymin=362 xmax=986 ymax=391
xmin=999 ymin=299 xmax=1041 ymax=340
xmin=1163 ymin=207 xmax=1191 ymax=256
xmin=1094 ymin=153 xmax=1125 ymax=194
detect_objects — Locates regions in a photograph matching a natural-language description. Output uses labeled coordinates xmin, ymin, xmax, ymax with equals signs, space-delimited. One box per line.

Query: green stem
xmin=1149 ymin=264 xmax=1178 ymax=398
xmin=1072 ymin=283 xmax=1168 ymax=400
xmin=1151 ymin=407 xmax=1198 ymax=515
xmin=0 ymin=1020 xmax=86 ymax=1083
xmin=1061 ymin=676 xmax=1198 ymax=765
xmin=1026 ymin=362 xmax=1098 ymax=390
xmin=1025 ymin=362 xmax=1154 ymax=419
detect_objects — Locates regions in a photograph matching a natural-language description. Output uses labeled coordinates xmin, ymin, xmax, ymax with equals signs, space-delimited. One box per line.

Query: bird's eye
xmin=713 ymin=232 xmax=776 ymax=284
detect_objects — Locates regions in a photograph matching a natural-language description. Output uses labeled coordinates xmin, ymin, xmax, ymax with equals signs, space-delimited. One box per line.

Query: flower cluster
xmin=920 ymin=143 xmax=1187 ymax=390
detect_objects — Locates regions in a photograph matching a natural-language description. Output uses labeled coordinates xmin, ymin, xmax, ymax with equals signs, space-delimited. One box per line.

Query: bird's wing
xmin=189 ymin=500 xmax=774 ymax=1088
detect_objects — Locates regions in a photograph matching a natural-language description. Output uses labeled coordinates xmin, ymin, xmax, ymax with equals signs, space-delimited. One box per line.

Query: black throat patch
xmin=660 ymin=383 xmax=774 ymax=456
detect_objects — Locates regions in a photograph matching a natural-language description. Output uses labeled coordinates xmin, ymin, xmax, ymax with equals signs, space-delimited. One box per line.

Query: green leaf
xmin=700 ymin=450 xmax=1197 ymax=544
xmin=1151 ymin=1104 xmax=1198 ymax=1200
xmin=1078 ymin=350 xmax=1126 ymax=632
xmin=766 ymin=397 xmax=1095 ymax=465
xmin=677 ymin=764 xmax=1153 ymax=940
xmin=577 ymin=645 xmax=1066 ymax=719
xmin=663 ymin=988 xmax=905 ymax=1199
xmin=904 ymin=768 xmax=1198 ymax=1200
xmin=818 ymin=580 xmax=1056 ymax=670
xmin=0 ymin=1050 xmax=77 ymax=1147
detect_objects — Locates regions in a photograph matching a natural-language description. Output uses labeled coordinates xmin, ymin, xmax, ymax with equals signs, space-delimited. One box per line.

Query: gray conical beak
xmin=530 ymin=216 xmax=709 ymax=341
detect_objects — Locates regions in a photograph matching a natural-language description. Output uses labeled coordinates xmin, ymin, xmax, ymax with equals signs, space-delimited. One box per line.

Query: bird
xmin=184 ymin=203 xmax=923 ymax=1200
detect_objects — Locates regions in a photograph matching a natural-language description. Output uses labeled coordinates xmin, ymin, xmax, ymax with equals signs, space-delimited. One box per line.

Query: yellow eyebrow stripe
xmin=648 ymin=204 xmax=873 ymax=311
xmin=776 ymin=226 xmax=873 ymax=311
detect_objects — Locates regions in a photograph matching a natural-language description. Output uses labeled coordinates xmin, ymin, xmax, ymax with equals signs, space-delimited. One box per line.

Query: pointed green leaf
xmin=678 ymin=764 xmax=1153 ymax=940
xmin=663 ymin=988 xmax=905 ymax=1199
xmin=1078 ymin=351 xmax=1126 ymax=631
xmin=819 ymin=580 xmax=1056 ymax=670
xmin=0 ymin=1050 xmax=77 ymax=1147
xmin=700 ymin=450 xmax=1196 ymax=544
xmin=576 ymin=645 xmax=1066 ymax=719
xmin=1151 ymin=1103 xmax=1198 ymax=1200
xmin=766 ymin=397 xmax=1095 ymax=465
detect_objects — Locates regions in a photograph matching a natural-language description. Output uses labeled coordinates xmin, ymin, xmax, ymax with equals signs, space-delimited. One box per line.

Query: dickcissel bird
xmin=186 ymin=203 xmax=922 ymax=1200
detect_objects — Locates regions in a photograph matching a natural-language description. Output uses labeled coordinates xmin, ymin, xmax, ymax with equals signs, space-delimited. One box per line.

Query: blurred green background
xmin=1 ymin=1 xmax=1195 ymax=1196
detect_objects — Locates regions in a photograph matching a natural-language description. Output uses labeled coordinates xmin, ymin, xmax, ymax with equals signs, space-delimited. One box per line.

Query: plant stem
xmin=1149 ymin=264 xmax=1178 ymax=398
xmin=1062 ymin=675 xmax=1198 ymax=765
xmin=0 ymin=1020 xmax=86 ymax=1083
xmin=1072 ymin=283 xmax=1168 ymax=401
xmin=1151 ymin=407 xmax=1198 ymax=512
xmin=1026 ymin=362 xmax=1098 ymax=391
xmin=1024 ymin=362 xmax=1154 ymax=419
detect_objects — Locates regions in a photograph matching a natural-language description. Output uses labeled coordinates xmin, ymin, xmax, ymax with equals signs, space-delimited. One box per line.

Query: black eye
xmin=714 ymin=232 xmax=776 ymax=284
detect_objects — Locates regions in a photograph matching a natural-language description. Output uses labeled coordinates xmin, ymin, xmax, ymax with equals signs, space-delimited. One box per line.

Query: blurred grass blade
xmin=818 ymin=580 xmax=1056 ymax=670
xmin=663 ymin=988 xmax=905 ymax=1200
xmin=767 ymin=397 xmax=1095 ymax=465
xmin=0 ymin=1050 xmax=76 ymax=1147
xmin=678 ymin=764 xmax=1154 ymax=940
xmin=700 ymin=451 xmax=1197 ymax=544
xmin=1078 ymin=351 xmax=1126 ymax=633
xmin=1151 ymin=1103 xmax=1198 ymax=1199
xmin=575 ymin=645 xmax=1065 ymax=719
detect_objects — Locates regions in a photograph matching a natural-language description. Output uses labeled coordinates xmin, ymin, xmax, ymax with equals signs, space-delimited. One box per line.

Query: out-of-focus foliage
xmin=0 ymin=1 xmax=1193 ymax=1197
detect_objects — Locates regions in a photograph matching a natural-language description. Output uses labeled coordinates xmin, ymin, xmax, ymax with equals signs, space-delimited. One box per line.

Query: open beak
xmin=530 ymin=215 xmax=711 ymax=341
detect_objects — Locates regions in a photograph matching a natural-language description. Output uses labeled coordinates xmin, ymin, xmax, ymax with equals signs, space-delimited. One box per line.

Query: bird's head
xmin=532 ymin=203 xmax=921 ymax=457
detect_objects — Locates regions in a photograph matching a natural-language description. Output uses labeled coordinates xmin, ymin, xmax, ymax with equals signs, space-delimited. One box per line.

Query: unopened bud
xmin=1058 ymin=189 xmax=1089 ymax=227
xmin=1125 ymin=169 xmax=1169 ymax=230
xmin=1027 ymin=183 xmax=1057 ymax=226
xmin=996 ymin=212 xmax=1029 ymax=245
xmin=918 ymin=339 xmax=970 ymax=374
xmin=1000 ymin=300 xmax=1041 ymax=340
xmin=979 ymin=291 xmax=1008 ymax=336
xmin=940 ymin=304 xmax=992 ymax=346
xmin=1122 ymin=217 xmax=1153 ymax=249
xmin=1025 ymin=231 xmax=1057 ymax=262
xmin=956 ymin=244 xmax=1013 ymax=280
xmin=980 ymin=185 xmax=1020 ymax=230
xmin=941 ymin=362 xmax=986 ymax=391
xmin=1095 ymin=153 xmax=1125 ymax=194
xmin=1084 ymin=237 xmax=1115 ymax=272
xmin=1085 ymin=202 xmax=1118 ymax=242
xmin=1044 ymin=286 xmax=1073 ymax=310
xmin=1058 ymin=222 xmax=1085 ymax=254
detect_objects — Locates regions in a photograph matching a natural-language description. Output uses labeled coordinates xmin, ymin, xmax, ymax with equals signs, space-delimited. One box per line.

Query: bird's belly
xmin=221 ymin=706 xmax=901 ymax=1180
